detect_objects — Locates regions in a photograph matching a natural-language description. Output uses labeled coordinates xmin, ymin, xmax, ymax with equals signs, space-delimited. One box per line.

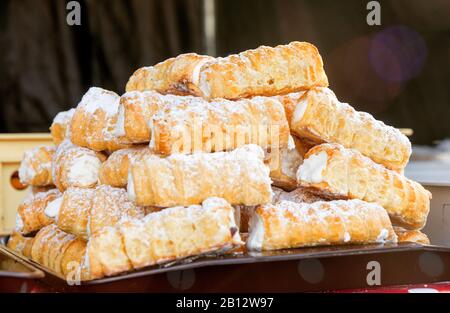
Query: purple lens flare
xmin=369 ymin=26 xmax=428 ymax=83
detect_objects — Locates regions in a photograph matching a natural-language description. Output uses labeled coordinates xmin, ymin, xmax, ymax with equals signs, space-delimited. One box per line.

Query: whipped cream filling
xmin=297 ymin=151 xmax=328 ymax=184
xmin=292 ymin=98 xmax=308 ymax=123
xmin=376 ymin=228 xmax=389 ymax=243
xmin=68 ymin=155 xmax=101 ymax=187
xmin=191 ymin=58 xmax=211 ymax=85
xmin=127 ymin=169 xmax=136 ymax=202
xmin=247 ymin=212 xmax=265 ymax=251
xmin=45 ymin=196 xmax=63 ymax=221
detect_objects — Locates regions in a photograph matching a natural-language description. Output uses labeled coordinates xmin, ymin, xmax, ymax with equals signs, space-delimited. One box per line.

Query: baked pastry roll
xmin=19 ymin=145 xmax=56 ymax=187
xmin=238 ymin=187 xmax=325 ymax=233
xmin=266 ymin=136 xmax=313 ymax=191
xmin=7 ymin=232 xmax=35 ymax=258
xmin=44 ymin=185 xmax=147 ymax=240
xmin=52 ymin=140 xmax=107 ymax=192
xmin=394 ymin=227 xmax=430 ymax=245
xmin=149 ymin=94 xmax=290 ymax=155
xmin=70 ymin=87 xmax=130 ymax=152
xmin=129 ymin=144 xmax=272 ymax=207
xmin=84 ymin=197 xmax=243 ymax=280
xmin=16 ymin=189 xmax=61 ymax=235
xmin=297 ymin=143 xmax=431 ymax=230
xmin=126 ymin=41 xmax=328 ymax=100
xmin=113 ymin=91 xmax=167 ymax=143
xmin=280 ymin=88 xmax=412 ymax=172
xmin=30 ymin=224 xmax=86 ymax=277
xmin=247 ymin=199 xmax=397 ymax=251
xmin=50 ymin=109 xmax=75 ymax=145
xmin=99 ymin=146 xmax=150 ymax=188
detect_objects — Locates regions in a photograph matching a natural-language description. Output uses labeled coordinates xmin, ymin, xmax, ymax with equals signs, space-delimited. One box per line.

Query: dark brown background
xmin=1 ymin=0 xmax=449 ymax=145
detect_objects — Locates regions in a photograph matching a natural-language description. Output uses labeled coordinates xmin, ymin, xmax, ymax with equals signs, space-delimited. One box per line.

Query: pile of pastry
xmin=7 ymin=41 xmax=431 ymax=282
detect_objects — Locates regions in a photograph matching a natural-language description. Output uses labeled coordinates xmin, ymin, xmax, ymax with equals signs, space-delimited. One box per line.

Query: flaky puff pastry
xmin=19 ymin=145 xmax=56 ymax=187
xmin=394 ymin=227 xmax=430 ymax=245
xmin=44 ymin=185 xmax=147 ymax=240
xmin=16 ymin=189 xmax=61 ymax=235
xmin=149 ymin=94 xmax=290 ymax=155
xmin=237 ymin=187 xmax=325 ymax=233
xmin=84 ymin=197 xmax=242 ymax=280
xmin=30 ymin=224 xmax=86 ymax=277
xmin=126 ymin=41 xmax=328 ymax=100
xmin=70 ymin=87 xmax=131 ymax=152
xmin=280 ymin=88 xmax=412 ymax=172
xmin=247 ymin=199 xmax=397 ymax=251
xmin=50 ymin=109 xmax=75 ymax=145
xmin=7 ymin=232 xmax=35 ymax=258
xmin=266 ymin=136 xmax=313 ymax=191
xmin=128 ymin=144 xmax=272 ymax=207
xmin=52 ymin=140 xmax=107 ymax=192
xmin=113 ymin=91 xmax=167 ymax=143
xmin=297 ymin=143 xmax=431 ymax=230
xmin=99 ymin=146 xmax=150 ymax=188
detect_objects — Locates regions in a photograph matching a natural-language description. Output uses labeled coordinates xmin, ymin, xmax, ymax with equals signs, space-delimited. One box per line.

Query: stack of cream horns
xmin=8 ymin=41 xmax=431 ymax=282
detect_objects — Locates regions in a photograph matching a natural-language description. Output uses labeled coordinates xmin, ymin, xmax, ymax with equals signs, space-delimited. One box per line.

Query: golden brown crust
xmin=248 ymin=199 xmax=397 ymax=251
xmin=280 ymin=88 xmax=411 ymax=172
xmin=126 ymin=42 xmax=328 ymax=100
xmin=50 ymin=109 xmax=75 ymax=145
xmin=297 ymin=143 xmax=431 ymax=229
xmin=394 ymin=227 xmax=430 ymax=244
xmin=98 ymin=146 xmax=150 ymax=188
xmin=70 ymin=87 xmax=132 ymax=152
xmin=6 ymin=232 xmax=35 ymax=258
xmin=85 ymin=197 xmax=242 ymax=280
xmin=19 ymin=145 xmax=56 ymax=187
xmin=56 ymin=186 xmax=147 ymax=240
xmin=150 ymin=95 xmax=290 ymax=155
xmin=130 ymin=145 xmax=272 ymax=207
xmin=116 ymin=91 xmax=167 ymax=143
xmin=29 ymin=224 xmax=86 ymax=277
xmin=17 ymin=189 xmax=60 ymax=235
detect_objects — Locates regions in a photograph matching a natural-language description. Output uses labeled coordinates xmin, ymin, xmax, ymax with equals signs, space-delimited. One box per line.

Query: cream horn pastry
xmin=149 ymin=94 xmax=290 ymax=155
xmin=52 ymin=140 xmax=106 ymax=192
xmin=128 ymin=144 xmax=272 ymax=207
xmin=394 ymin=227 xmax=430 ymax=245
xmin=247 ymin=199 xmax=397 ymax=251
xmin=19 ymin=145 xmax=56 ymax=187
xmin=44 ymin=185 xmax=147 ymax=240
xmin=99 ymin=146 xmax=150 ymax=188
xmin=266 ymin=136 xmax=313 ymax=191
xmin=50 ymin=109 xmax=75 ymax=145
xmin=297 ymin=143 xmax=431 ymax=229
xmin=30 ymin=224 xmax=86 ymax=277
xmin=70 ymin=87 xmax=131 ymax=152
xmin=7 ymin=231 xmax=35 ymax=259
xmin=280 ymin=88 xmax=412 ymax=172
xmin=126 ymin=41 xmax=328 ymax=100
xmin=113 ymin=91 xmax=167 ymax=143
xmin=84 ymin=197 xmax=243 ymax=280
xmin=16 ymin=189 xmax=61 ymax=235
xmin=238 ymin=187 xmax=325 ymax=233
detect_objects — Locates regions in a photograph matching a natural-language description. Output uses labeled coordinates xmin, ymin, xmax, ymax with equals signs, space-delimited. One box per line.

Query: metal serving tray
xmin=3 ymin=235 xmax=450 ymax=292
xmin=0 ymin=243 xmax=45 ymax=292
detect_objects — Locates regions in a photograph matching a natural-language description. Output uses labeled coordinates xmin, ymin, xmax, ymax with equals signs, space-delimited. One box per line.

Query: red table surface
xmin=336 ymin=281 xmax=450 ymax=293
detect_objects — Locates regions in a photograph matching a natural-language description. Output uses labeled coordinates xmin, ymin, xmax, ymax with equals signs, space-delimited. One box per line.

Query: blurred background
xmin=0 ymin=0 xmax=450 ymax=146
